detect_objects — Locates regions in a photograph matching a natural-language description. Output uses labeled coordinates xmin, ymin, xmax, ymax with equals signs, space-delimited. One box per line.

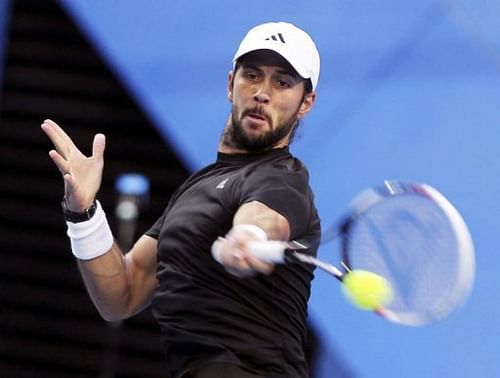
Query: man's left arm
xmin=211 ymin=200 xmax=290 ymax=277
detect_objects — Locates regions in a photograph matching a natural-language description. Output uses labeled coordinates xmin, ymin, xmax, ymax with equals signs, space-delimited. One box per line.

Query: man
xmin=42 ymin=22 xmax=321 ymax=378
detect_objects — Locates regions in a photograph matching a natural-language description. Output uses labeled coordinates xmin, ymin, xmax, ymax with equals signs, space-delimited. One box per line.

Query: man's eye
xmin=277 ymin=79 xmax=291 ymax=88
xmin=245 ymin=71 xmax=259 ymax=80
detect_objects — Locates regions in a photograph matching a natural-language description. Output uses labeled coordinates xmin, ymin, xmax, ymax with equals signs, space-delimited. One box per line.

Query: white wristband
xmin=66 ymin=200 xmax=114 ymax=260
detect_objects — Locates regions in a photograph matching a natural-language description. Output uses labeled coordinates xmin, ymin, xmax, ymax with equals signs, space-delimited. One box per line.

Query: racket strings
xmin=348 ymin=195 xmax=466 ymax=324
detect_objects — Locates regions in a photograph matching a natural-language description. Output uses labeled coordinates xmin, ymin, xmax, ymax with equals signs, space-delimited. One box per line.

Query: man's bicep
xmin=128 ymin=234 xmax=158 ymax=273
xmin=233 ymin=200 xmax=291 ymax=241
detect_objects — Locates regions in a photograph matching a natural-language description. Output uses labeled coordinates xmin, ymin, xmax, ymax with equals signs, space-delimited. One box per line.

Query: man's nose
xmin=253 ymin=80 xmax=271 ymax=104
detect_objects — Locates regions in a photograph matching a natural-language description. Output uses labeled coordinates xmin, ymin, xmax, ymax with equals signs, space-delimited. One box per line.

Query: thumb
xmin=92 ymin=133 xmax=106 ymax=160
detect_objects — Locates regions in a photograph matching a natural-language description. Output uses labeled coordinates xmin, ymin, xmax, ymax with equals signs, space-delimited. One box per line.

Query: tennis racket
xmin=248 ymin=180 xmax=475 ymax=326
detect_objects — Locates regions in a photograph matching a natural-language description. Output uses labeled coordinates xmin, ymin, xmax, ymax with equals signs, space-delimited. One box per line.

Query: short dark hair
xmin=303 ymin=79 xmax=313 ymax=94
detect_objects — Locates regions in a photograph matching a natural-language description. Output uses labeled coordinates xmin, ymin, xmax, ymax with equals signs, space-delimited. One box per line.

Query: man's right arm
xmin=78 ymin=235 xmax=158 ymax=321
xmin=41 ymin=119 xmax=158 ymax=321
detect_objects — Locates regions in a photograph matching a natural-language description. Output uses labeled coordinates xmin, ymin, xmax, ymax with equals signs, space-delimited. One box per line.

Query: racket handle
xmin=247 ymin=241 xmax=286 ymax=263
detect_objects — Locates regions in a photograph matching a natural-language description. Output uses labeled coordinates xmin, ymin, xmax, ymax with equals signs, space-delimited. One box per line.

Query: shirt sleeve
xmin=239 ymin=158 xmax=315 ymax=239
xmin=144 ymin=214 xmax=163 ymax=239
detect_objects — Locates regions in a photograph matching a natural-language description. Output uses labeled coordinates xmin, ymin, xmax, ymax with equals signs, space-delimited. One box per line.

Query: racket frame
xmin=281 ymin=180 xmax=475 ymax=326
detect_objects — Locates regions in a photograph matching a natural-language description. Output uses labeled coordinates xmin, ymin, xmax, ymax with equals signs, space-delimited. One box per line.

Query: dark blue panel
xmin=0 ymin=0 xmax=11 ymax=101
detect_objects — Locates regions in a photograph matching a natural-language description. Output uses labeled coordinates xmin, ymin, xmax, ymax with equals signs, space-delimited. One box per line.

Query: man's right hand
xmin=41 ymin=119 xmax=105 ymax=212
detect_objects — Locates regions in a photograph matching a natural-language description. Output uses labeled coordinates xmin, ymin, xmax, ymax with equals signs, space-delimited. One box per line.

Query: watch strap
xmin=61 ymin=199 xmax=97 ymax=223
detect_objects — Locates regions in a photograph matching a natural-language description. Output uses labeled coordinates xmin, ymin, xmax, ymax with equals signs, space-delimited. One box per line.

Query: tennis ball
xmin=341 ymin=270 xmax=393 ymax=311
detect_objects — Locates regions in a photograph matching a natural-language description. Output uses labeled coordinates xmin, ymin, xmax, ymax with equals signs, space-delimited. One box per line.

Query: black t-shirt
xmin=146 ymin=147 xmax=321 ymax=378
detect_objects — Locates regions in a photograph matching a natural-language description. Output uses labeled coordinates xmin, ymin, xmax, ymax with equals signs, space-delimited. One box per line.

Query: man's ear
xmin=227 ymin=71 xmax=234 ymax=102
xmin=297 ymin=91 xmax=317 ymax=119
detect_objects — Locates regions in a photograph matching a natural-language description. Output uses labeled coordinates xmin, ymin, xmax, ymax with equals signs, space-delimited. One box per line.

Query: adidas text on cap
xmin=233 ymin=22 xmax=320 ymax=90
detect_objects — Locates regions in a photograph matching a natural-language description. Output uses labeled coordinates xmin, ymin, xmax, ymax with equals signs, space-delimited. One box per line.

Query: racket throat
xmin=289 ymin=251 xmax=343 ymax=280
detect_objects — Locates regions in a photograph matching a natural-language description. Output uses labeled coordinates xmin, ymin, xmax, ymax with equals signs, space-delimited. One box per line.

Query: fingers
xmin=48 ymin=149 xmax=70 ymax=175
xmin=246 ymin=253 xmax=275 ymax=275
xmin=41 ymin=122 xmax=67 ymax=158
xmin=42 ymin=119 xmax=105 ymax=210
xmin=63 ymin=173 xmax=76 ymax=191
xmin=216 ymin=236 xmax=274 ymax=276
xmin=44 ymin=119 xmax=76 ymax=147
xmin=92 ymin=133 xmax=106 ymax=160
xmin=41 ymin=119 xmax=77 ymax=158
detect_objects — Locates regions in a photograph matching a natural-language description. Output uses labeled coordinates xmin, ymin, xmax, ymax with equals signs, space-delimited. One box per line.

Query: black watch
xmin=61 ymin=199 xmax=97 ymax=223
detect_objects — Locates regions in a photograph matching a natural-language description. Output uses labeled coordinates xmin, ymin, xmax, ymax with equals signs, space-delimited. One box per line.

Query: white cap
xmin=233 ymin=22 xmax=320 ymax=90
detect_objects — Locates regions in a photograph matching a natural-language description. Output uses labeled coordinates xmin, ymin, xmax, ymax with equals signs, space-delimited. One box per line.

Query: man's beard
xmin=223 ymin=105 xmax=300 ymax=152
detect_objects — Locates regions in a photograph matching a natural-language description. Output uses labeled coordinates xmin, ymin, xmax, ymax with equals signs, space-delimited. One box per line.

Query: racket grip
xmin=247 ymin=241 xmax=286 ymax=263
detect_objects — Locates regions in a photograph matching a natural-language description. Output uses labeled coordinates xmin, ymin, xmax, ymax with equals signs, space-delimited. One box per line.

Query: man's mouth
xmin=248 ymin=113 xmax=265 ymax=120
xmin=244 ymin=110 xmax=269 ymax=124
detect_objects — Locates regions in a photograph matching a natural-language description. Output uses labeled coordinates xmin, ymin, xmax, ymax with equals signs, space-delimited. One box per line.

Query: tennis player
xmin=42 ymin=22 xmax=321 ymax=378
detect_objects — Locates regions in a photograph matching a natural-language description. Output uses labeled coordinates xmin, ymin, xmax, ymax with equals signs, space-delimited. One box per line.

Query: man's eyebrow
xmin=240 ymin=62 xmax=260 ymax=70
xmin=241 ymin=63 xmax=298 ymax=78
xmin=274 ymin=67 xmax=299 ymax=78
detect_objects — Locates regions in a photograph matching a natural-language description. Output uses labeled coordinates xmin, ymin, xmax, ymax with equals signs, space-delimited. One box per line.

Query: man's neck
xmin=218 ymin=140 xmax=289 ymax=155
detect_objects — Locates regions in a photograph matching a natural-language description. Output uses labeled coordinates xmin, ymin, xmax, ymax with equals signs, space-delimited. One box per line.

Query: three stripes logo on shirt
xmin=216 ymin=178 xmax=229 ymax=189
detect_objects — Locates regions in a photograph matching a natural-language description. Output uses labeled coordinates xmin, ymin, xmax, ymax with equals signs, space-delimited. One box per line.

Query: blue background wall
xmin=59 ymin=1 xmax=500 ymax=377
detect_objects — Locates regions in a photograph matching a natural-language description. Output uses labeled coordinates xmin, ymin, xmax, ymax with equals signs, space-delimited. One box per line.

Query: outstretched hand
xmin=41 ymin=119 xmax=106 ymax=212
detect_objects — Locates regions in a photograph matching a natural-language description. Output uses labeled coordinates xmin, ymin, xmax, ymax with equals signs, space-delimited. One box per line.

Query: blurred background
xmin=0 ymin=1 xmax=499 ymax=377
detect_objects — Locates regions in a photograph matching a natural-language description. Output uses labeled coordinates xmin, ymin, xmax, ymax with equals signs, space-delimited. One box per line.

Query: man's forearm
xmin=76 ymin=234 xmax=159 ymax=321
xmin=77 ymin=242 xmax=135 ymax=321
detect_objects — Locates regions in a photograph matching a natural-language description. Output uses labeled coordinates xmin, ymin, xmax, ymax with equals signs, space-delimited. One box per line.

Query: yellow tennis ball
xmin=341 ymin=270 xmax=393 ymax=311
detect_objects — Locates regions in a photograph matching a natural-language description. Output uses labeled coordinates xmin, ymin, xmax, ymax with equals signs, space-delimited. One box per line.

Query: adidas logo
xmin=216 ymin=178 xmax=229 ymax=189
xmin=265 ymin=33 xmax=286 ymax=44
